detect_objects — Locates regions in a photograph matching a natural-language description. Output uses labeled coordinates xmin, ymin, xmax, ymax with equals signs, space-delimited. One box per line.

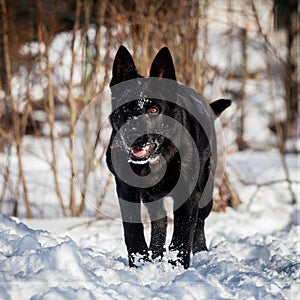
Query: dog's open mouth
xmin=128 ymin=143 xmax=160 ymax=164
xmin=131 ymin=143 xmax=156 ymax=159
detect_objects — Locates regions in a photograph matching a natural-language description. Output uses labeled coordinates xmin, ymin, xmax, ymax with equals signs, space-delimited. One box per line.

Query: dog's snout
xmin=121 ymin=127 xmax=144 ymax=148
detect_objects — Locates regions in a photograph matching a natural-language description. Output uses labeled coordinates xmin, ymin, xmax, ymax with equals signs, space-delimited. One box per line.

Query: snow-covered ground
xmin=0 ymin=196 xmax=299 ymax=299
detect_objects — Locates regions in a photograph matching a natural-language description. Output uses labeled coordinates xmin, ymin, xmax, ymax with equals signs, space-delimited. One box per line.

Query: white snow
xmin=0 ymin=201 xmax=299 ymax=299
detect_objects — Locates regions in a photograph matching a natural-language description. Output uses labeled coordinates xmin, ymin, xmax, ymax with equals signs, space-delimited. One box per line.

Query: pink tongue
xmin=131 ymin=147 xmax=150 ymax=158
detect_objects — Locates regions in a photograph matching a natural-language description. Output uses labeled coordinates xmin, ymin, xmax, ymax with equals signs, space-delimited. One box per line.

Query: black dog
xmin=106 ymin=45 xmax=231 ymax=268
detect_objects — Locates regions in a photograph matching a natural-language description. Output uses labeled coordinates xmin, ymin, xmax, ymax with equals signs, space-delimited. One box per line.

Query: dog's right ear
xmin=150 ymin=47 xmax=177 ymax=81
xmin=110 ymin=46 xmax=139 ymax=87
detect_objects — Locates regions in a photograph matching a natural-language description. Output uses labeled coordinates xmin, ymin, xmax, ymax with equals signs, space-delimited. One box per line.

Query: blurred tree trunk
xmin=236 ymin=28 xmax=248 ymax=151
xmin=273 ymin=0 xmax=298 ymax=141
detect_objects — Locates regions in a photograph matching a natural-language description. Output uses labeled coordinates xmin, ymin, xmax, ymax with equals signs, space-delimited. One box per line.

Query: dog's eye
xmin=122 ymin=107 xmax=130 ymax=113
xmin=148 ymin=106 xmax=159 ymax=114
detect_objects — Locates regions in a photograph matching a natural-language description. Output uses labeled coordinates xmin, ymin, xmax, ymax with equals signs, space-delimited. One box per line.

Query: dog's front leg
xmin=143 ymin=197 xmax=167 ymax=261
xmin=121 ymin=220 xmax=149 ymax=267
xmin=169 ymin=194 xmax=199 ymax=268
xmin=116 ymin=181 xmax=149 ymax=267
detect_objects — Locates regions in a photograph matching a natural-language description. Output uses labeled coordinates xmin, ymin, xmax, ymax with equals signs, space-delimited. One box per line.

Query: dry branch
xmin=37 ymin=0 xmax=68 ymax=217
xmin=1 ymin=0 xmax=32 ymax=218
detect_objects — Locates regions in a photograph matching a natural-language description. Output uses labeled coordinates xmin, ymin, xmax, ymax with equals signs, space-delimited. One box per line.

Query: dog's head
xmin=109 ymin=46 xmax=231 ymax=165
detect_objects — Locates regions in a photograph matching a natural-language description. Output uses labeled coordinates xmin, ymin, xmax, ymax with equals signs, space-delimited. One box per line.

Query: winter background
xmin=0 ymin=1 xmax=299 ymax=299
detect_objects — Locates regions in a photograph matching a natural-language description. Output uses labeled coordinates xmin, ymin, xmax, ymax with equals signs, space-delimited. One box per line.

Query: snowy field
xmin=0 ymin=148 xmax=299 ymax=299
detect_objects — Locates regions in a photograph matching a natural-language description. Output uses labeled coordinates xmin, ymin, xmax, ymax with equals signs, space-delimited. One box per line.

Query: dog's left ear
xmin=210 ymin=99 xmax=231 ymax=118
xmin=150 ymin=47 xmax=177 ymax=81
xmin=110 ymin=45 xmax=139 ymax=87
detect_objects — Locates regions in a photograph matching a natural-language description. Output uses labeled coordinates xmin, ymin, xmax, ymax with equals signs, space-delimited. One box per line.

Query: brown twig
xmin=67 ymin=0 xmax=82 ymax=216
xmin=229 ymin=162 xmax=299 ymax=210
xmin=37 ymin=0 xmax=68 ymax=217
xmin=1 ymin=0 xmax=32 ymax=218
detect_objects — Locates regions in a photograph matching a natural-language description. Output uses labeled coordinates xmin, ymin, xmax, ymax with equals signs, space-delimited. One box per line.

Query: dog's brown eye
xmin=148 ymin=107 xmax=159 ymax=114
xmin=122 ymin=107 xmax=130 ymax=113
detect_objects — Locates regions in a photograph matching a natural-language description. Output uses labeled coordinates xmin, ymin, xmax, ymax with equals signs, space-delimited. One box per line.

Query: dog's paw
xmin=128 ymin=252 xmax=151 ymax=268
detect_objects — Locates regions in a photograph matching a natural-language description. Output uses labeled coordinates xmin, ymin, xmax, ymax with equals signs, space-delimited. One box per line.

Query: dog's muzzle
xmin=128 ymin=141 xmax=161 ymax=165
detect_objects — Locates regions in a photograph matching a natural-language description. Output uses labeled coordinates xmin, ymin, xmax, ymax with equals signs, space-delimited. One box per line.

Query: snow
xmin=0 ymin=202 xmax=299 ymax=299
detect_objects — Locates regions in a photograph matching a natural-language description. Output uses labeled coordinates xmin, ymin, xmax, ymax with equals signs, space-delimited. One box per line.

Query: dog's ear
xmin=110 ymin=45 xmax=139 ymax=87
xmin=150 ymin=47 xmax=177 ymax=80
xmin=210 ymin=99 xmax=231 ymax=118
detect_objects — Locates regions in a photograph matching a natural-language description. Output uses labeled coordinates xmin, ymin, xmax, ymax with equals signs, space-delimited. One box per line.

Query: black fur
xmin=106 ymin=46 xmax=231 ymax=268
